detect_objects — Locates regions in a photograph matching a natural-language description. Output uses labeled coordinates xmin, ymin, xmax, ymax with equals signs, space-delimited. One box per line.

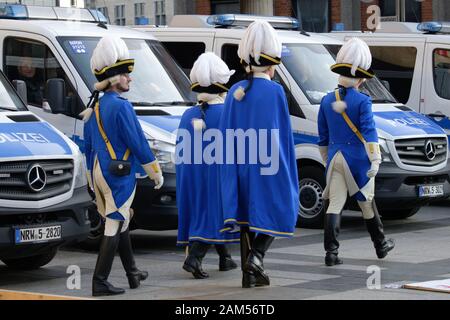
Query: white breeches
xmin=327 ymin=153 xmax=375 ymax=219
xmin=92 ymin=157 xmax=135 ymax=236
xmin=104 ymin=217 xmax=130 ymax=236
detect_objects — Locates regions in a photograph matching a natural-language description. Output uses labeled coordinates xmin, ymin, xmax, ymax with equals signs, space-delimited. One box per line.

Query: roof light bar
xmin=0 ymin=3 xmax=27 ymax=19
xmin=207 ymin=14 xmax=299 ymax=30
xmin=417 ymin=21 xmax=450 ymax=34
xmin=0 ymin=3 xmax=108 ymax=23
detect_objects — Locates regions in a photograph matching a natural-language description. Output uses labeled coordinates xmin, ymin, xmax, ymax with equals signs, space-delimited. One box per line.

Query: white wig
xmin=237 ymin=20 xmax=282 ymax=67
xmin=90 ymin=36 xmax=130 ymax=91
xmin=336 ymin=38 xmax=372 ymax=77
xmin=190 ymin=52 xmax=235 ymax=87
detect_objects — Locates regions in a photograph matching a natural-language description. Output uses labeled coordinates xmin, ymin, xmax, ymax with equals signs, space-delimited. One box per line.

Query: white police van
xmin=0 ymin=4 xmax=195 ymax=247
xmin=0 ymin=65 xmax=90 ymax=269
xmin=329 ymin=22 xmax=450 ymax=136
xmin=139 ymin=14 xmax=450 ymax=228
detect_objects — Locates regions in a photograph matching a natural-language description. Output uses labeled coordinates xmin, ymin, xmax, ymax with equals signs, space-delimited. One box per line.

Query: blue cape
xmin=219 ymin=78 xmax=299 ymax=237
xmin=176 ymin=103 xmax=240 ymax=245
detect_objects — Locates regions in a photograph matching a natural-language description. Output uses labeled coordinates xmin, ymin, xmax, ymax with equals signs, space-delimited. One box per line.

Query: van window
xmin=162 ymin=42 xmax=205 ymax=75
xmin=433 ymin=49 xmax=450 ymax=100
xmin=58 ymin=37 xmax=194 ymax=104
xmin=3 ymin=37 xmax=76 ymax=108
xmin=283 ymin=43 xmax=397 ymax=104
xmin=368 ymin=46 xmax=417 ymax=104
xmin=221 ymin=44 xmax=246 ymax=87
xmin=0 ymin=71 xmax=27 ymax=112
xmin=221 ymin=43 xmax=304 ymax=117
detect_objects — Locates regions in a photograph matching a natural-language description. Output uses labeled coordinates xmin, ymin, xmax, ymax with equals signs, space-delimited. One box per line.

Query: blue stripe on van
xmin=292 ymin=132 xmax=319 ymax=145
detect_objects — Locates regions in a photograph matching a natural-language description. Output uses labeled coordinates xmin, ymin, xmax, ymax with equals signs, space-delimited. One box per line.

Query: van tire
xmin=297 ymin=165 xmax=326 ymax=229
xmin=2 ymin=249 xmax=58 ymax=270
xmin=379 ymin=207 xmax=420 ymax=220
xmin=77 ymin=206 xmax=103 ymax=251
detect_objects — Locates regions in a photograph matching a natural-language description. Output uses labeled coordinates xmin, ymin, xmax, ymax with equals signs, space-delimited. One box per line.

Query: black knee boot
xmin=246 ymin=233 xmax=274 ymax=286
xmin=118 ymin=228 xmax=148 ymax=289
xmin=92 ymin=230 xmax=125 ymax=297
xmin=240 ymin=227 xmax=256 ymax=288
xmin=324 ymin=213 xmax=343 ymax=266
xmin=183 ymin=241 xmax=210 ymax=279
xmin=365 ymin=202 xmax=395 ymax=259
xmin=215 ymin=244 xmax=238 ymax=271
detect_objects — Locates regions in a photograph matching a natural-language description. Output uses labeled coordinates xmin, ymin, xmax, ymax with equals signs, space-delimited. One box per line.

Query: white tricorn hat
xmin=190 ymin=52 xmax=235 ymax=94
xmin=237 ymin=20 xmax=282 ymax=70
xmin=90 ymin=36 xmax=135 ymax=91
xmin=330 ymin=37 xmax=374 ymax=79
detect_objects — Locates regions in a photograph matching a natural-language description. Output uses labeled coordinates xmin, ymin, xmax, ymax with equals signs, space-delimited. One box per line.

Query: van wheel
xmin=379 ymin=207 xmax=420 ymax=220
xmin=2 ymin=249 xmax=58 ymax=270
xmin=297 ymin=165 xmax=326 ymax=229
xmin=77 ymin=206 xmax=103 ymax=251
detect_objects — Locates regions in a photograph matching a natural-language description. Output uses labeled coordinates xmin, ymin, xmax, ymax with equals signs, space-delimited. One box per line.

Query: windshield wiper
xmin=0 ymin=106 xmax=15 ymax=111
xmin=371 ymin=99 xmax=397 ymax=104
xmin=132 ymin=101 xmax=196 ymax=107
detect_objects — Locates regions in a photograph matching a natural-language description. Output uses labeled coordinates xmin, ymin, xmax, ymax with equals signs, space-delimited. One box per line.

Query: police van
xmin=328 ymin=22 xmax=450 ymax=136
xmin=0 ymin=66 xmax=90 ymax=269
xmin=138 ymin=14 xmax=450 ymax=228
xmin=0 ymin=4 xmax=195 ymax=247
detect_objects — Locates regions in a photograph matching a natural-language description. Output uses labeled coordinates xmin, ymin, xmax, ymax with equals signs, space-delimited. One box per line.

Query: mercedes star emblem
xmin=424 ymin=140 xmax=436 ymax=161
xmin=26 ymin=164 xmax=47 ymax=192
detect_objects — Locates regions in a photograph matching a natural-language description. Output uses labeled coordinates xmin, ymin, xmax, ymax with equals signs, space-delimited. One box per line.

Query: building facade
xmin=19 ymin=0 xmax=447 ymax=30
xmin=85 ymin=0 xmax=195 ymax=26
xmin=3 ymin=0 xmax=85 ymax=7
xmin=194 ymin=0 xmax=450 ymax=32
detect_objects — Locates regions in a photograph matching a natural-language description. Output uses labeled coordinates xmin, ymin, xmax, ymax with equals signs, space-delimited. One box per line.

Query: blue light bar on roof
xmin=417 ymin=21 xmax=450 ymax=34
xmin=89 ymin=9 xmax=109 ymax=23
xmin=0 ymin=4 xmax=27 ymax=19
xmin=207 ymin=14 xmax=299 ymax=30
xmin=0 ymin=3 xmax=109 ymax=23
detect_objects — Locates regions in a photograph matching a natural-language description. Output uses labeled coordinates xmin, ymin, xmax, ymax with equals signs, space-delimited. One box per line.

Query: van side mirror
xmin=381 ymin=80 xmax=391 ymax=92
xmin=45 ymin=78 xmax=67 ymax=114
xmin=12 ymin=80 xmax=28 ymax=106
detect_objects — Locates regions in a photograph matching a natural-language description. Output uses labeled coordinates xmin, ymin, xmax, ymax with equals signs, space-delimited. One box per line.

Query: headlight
xmin=149 ymin=139 xmax=176 ymax=174
xmin=74 ymin=150 xmax=88 ymax=188
xmin=379 ymin=138 xmax=392 ymax=163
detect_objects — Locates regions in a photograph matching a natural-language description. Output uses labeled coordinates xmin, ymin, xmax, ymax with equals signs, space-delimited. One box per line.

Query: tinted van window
xmin=433 ymin=49 xmax=450 ymax=100
xmin=369 ymin=46 xmax=417 ymax=104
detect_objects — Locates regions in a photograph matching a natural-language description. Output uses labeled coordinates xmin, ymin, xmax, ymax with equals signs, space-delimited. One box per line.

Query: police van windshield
xmin=58 ymin=37 xmax=194 ymax=105
xmin=281 ymin=43 xmax=397 ymax=104
xmin=0 ymin=71 xmax=27 ymax=112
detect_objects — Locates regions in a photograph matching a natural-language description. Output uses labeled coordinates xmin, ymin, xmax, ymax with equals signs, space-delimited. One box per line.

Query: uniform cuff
xmin=365 ymin=142 xmax=382 ymax=162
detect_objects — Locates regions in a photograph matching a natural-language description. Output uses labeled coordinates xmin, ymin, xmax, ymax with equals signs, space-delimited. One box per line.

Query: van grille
xmin=0 ymin=160 xmax=73 ymax=201
xmin=394 ymin=138 xmax=447 ymax=167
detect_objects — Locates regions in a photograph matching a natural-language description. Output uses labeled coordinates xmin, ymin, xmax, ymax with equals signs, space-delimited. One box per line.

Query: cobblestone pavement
xmin=1 ymin=203 xmax=450 ymax=300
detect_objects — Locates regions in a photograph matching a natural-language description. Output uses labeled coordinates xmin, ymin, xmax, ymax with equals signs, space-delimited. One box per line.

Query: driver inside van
xmin=17 ymin=56 xmax=44 ymax=105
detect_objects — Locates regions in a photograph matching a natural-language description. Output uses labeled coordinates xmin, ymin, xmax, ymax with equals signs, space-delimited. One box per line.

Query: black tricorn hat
xmin=94 ymin=59 xmax=135 ymax=82
xmin=330 ymin=63 xmax=374 ymax=79
xmin=190 ymin=82 xmax=229 ymax=94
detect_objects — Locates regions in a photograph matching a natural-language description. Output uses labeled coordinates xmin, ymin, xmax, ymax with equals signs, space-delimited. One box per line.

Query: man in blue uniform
xmin=176 ymin=52 xmax=239 ymax=279
xmin=82 ymin=36 xmax=164 ymax=296
xmin=318 ymin=38 xmax=395 ymax=267
xmin=219 ymin=21 xmax=299 ymax=288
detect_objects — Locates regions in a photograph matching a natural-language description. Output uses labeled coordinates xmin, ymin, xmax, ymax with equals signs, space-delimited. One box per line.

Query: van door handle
xmin=427 ymin=112 xmax=447 ymax=119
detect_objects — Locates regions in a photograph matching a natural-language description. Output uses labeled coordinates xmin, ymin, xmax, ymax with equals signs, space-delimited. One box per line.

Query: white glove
xmin=367 ymin=160 xmax=381 ymax=178
xmin=143 ymin=160 xmax=164 ymax=189
xmin=319 ymin=146 xmax=328 ymax=163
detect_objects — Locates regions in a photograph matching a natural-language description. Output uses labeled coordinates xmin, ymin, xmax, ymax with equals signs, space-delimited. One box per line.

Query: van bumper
xmin=131 ymin=172 xmax=178 ymax=230
xmin=373 ymin=161 xmax=450 ymax=209
xmin=0 ymin=187 xmax=92 ymax=260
